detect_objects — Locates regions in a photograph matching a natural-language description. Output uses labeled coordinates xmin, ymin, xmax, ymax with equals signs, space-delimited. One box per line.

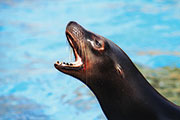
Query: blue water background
xmin=0 ymin=0 xmax=180 ymax=120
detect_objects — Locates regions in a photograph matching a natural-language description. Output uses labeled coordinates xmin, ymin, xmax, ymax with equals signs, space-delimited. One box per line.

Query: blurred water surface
xmin=0 ymin=0 xmax=180 ymax=120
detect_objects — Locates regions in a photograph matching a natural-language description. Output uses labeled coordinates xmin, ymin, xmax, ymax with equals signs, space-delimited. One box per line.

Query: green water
xmin=137 ymin=65 xmax=180 ymax=105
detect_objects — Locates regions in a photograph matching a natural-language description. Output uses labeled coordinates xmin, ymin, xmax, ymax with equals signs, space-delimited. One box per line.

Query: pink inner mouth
xmin=55 ymin=32 xmax=83 ymax=70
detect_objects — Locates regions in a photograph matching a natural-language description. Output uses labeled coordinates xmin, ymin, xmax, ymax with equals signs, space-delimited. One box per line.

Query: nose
xmin=67 ymin=21 xmax=78 ymax=27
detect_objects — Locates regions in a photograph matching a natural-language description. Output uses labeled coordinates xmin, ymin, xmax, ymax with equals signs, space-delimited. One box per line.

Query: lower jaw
xmin=54 ymin=61 xmax=84 ymax=71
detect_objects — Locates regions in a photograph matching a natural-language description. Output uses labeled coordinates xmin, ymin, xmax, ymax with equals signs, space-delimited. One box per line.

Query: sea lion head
xmin=54 ymin=21 xmax=130 ymax=86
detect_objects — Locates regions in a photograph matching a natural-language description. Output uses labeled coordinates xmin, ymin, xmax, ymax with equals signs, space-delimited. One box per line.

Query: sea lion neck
xmin=88 ymin=64 xmax=180 ymax=120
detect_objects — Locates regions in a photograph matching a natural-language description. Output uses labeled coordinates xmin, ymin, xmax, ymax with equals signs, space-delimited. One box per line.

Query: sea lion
xmin=54 ymin=21 xmax=180 ymax=120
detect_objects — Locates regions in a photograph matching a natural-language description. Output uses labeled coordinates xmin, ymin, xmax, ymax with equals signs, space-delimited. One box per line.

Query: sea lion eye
xmin=87 ymin=38 xmax=104 ymax=51
xmin=95 ymin=40 xmax=102 ymax=48
xmin=92 ymin=39 xmax=104 ymax=51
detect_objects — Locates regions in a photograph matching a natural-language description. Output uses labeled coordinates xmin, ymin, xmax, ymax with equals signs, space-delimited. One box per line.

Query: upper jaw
xmin=54 ymin=22 xmax=84 ymax=71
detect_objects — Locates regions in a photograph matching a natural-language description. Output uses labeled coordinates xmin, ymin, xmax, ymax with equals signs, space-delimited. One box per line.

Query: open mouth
xmin=54 ymin=31 xmax=84 ymax=71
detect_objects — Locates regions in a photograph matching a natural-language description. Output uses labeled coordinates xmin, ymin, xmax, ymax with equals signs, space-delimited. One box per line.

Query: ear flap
xmin=116 ymin=64 xmax=125 ymax=78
